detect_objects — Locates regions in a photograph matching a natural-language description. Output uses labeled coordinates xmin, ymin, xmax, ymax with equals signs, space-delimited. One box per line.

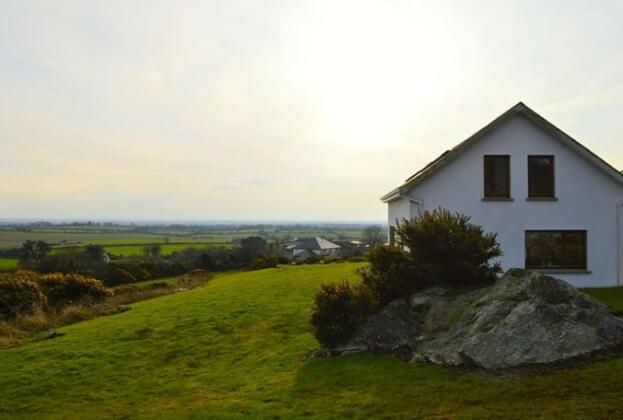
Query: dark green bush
xmin=251 ymin=256 xmax=279 ymax=270
xmin=310 ymin=280 xmax=378 ymax=347
xmin=113 ymin=284 xmax=141 ymax=295
xmin=104 ymin=267 xmax=138 ymax=287
xmin=39 ymin=273 xmax=112 ymax=307
xmin=360 ymin=246 xmax=419 ymax=305
xmin=321 ymin=255 xmax=339 ymax=264
xmin=395 ymin=208 xmax=502 ymax=288
xmin=145 ymin=281 xmax=169 ymax=290
xmin=309 ymin=208 xmax=502 ymax=347
xmin=305 ymin=254 xmax=321 ymax=264
xmin=0 ymin=271 xmax=47 ymax=318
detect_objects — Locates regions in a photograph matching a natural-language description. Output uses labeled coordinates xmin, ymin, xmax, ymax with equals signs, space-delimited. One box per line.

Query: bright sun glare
xmin=299 ymin=2 xmax=460 ymax=148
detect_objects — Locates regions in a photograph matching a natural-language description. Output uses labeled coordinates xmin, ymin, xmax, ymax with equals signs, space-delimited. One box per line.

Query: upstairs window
xmin=484 ymin=155 xmax=510 ymax=198
xmin=528 ymin=155 xmax=555 ymax=198
xmin=525 ymin=230 xmax=587 ymax=270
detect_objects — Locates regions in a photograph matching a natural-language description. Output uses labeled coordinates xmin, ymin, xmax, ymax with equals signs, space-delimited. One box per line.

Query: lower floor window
xmin=525 ymin=230 xmax=587 ymax=270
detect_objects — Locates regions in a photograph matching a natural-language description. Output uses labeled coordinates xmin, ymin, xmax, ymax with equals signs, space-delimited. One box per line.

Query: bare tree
xmin=362 ymin=225 xmax=384 ymax=247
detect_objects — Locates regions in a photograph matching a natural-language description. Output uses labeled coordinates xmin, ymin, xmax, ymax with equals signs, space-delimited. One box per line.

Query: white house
xmin=283 ymin=237 xmax=341 ymax=259
xmin=381 ymin=102 xmax=623 ymax=288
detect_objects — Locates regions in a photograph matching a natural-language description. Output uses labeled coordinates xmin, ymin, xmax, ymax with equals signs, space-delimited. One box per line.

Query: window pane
xmin=525 ymin=230 xmax=586 ymax=269
xmin=563 ymin=232 xmax=585 ymax=269
xmin=526 ymin=231 xmax=562 ymax=268
xmin=484 ymin=156 xmax=509 ymax=197
xmin=528 ymin=156 xmax=554 ymax=197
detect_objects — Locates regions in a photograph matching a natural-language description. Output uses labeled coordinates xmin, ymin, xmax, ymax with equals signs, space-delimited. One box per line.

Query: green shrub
xmin=309 ymin=208 xmax=502 ymax=346
xmin=0 ymin=271 xmax=47 ymax=319
xmin=395 ymin=208 xmax=502 ymax=288
xmin=39 ymin=273 xmax=112 ymax=307
xmin=251 ymin=256 xmax=279 ymax=270
xmin=305 ymin=255 xmax=320 ymax=264
xmin=145 ymin=281 xmax=170 ymax=290
xmin=360 ymin=246 xmax=419 ymax=305
xmin=321 ymin=255 xmax=339 ymax=264
xmin=105 ymin=267 xmax=138 ymax=286
xmin=113 ymin=284 xmax=141 ymax=295
xmin=310 ymin=280 xmax=378 ymax=347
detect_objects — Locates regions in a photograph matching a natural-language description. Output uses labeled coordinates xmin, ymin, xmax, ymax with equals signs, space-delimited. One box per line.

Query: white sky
xmin=1 ymin=0 xmax=622 ymax=221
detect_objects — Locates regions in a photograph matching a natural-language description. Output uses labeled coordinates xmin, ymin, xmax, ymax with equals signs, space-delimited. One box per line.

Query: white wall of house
xmin=388 ymin=114 xmax=623 ymax=287
xmin=618 ymin=202 xmax=623 ymax=284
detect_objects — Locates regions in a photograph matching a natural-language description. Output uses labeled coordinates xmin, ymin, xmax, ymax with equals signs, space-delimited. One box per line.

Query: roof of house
xmin=381 ymin=101 xmax=623 ymax=202
xmin=288 ymin=237 xmax=341 ymax=251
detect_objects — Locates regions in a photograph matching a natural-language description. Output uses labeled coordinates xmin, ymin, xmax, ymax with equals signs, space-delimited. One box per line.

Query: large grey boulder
xmin=337 ymin=269 xmax=623 ymax=370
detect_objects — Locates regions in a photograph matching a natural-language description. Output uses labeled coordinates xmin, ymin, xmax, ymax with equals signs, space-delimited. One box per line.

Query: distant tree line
xmin=15 ymin=237 xmax=284 ymax=287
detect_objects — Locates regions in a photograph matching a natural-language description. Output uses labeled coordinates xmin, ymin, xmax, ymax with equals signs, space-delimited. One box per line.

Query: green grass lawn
xmin=582 ymin=286 xmax=623 ymax=315
xmin=0 ymin=257 xmax=18 ymax=271
xmin=1 ymin=263 xmax=623 ymax=419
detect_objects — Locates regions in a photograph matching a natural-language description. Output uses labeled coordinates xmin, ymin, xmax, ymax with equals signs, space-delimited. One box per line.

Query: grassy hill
xmin=1 ymin=263 xmax=623 ymax=419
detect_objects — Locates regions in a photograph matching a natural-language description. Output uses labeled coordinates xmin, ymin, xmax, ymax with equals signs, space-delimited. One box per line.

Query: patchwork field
xmin=0 ymin=231 xmax=172 ymax=249
xmin=1 ymin=262 xmax=621 ymax=418
xmin=0 ymin=258 xmax=18 ymax=271
xmin=0 ymin=224 xmax=376 ymax=258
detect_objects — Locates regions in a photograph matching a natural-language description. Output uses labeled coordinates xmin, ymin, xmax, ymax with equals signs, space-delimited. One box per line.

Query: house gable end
xmin=381 ymin=102 xmax=623 ymax=202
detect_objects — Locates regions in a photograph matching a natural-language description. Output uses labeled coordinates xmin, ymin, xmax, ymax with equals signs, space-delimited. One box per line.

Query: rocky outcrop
xmin=333 ymin=269 xmax=623 ymax=370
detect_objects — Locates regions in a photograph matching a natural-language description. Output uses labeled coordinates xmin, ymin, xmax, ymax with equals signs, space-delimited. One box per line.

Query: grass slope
xmin=1 ymin=263 xmax=623 ymax=419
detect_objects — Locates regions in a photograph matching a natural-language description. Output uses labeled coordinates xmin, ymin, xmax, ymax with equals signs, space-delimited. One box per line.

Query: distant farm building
xmin=283 ymin=237 xmax=341 ymax=260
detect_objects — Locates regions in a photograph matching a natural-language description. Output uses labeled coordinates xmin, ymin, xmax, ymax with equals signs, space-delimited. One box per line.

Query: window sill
xmin=482 ymin=197 xmax=514 ymax=202
xmin=527 ymin=269 xmax=591 ymax=275
xmin=526 ymin=197 xmax=558 ymax=201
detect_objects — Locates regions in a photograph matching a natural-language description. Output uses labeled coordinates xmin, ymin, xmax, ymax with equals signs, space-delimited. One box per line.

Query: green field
xmin=3 ymin=262 xmax=620 ymax=418
xmin=0 ymin=223 xmax=376 ymax=251
xmin=0 ymin=258 xmax=18 ymax=271
xmin=102 ymin=243 xmax=228 ymax=256
xmin=0 ymin=231 xmax=172 ymax=249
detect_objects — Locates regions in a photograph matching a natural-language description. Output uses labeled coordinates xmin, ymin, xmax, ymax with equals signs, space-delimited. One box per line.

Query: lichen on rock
xmin=330 ymin=269 xmax=623 ymax=371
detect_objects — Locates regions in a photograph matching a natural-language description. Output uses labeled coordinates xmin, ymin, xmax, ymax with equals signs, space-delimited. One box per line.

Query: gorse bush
xmin=0 ymin=271 xmax=47 ymax=319
xmin=358 ymin=246 xmax=418 ymax=305
xmin=310 ymin=281 xmax=377 ymax=347
xmin=39 ymin=273 xmax=112 ymax=307
xmin=0 ymin=271 xmax=112 ymax=319
xmin=251 ymin=256 xmax=280 ymax=270
xmin=395 ymin=208 xmax=502 ymax=288
xmin=311 ymin=208 xmax=502 ymax=347
xmin=104 ymin=267 xmax=138 ymax=287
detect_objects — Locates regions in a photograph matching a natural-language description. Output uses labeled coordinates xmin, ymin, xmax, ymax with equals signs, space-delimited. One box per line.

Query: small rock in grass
xmin=40 ymin=329 xmax=65 ymax=340
xmin=114 ymin=305 xmax=132 ymax=314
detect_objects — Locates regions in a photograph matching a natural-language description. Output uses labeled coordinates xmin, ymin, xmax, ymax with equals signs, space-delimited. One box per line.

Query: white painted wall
xmin=387 ymin=114 xmax=623 ymax=287
xmin=618 ymin=202 xmax=623 ymax=286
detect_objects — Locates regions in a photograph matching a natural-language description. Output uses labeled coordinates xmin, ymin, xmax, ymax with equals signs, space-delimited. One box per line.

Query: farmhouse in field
xmin=283 ymin=237 xmax=341 ymax=260
xmin=382 ymin=102 xmax=623 ymax=287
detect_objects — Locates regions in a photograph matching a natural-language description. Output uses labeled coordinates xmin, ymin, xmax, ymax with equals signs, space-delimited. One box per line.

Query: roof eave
xmin=380 ymin=188 xmax=402 ymax=203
